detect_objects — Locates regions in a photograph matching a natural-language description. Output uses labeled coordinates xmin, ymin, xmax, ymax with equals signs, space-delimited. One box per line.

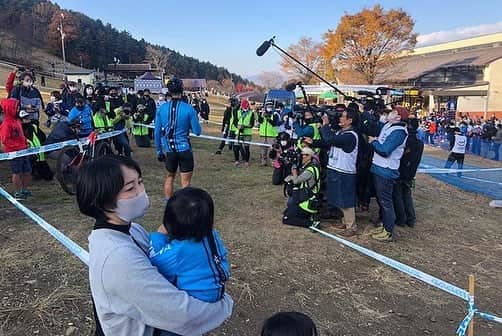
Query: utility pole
xmin=57 ymin=13 xmax=67 ymax=75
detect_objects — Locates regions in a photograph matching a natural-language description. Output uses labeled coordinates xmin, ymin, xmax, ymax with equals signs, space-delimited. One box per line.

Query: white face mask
xmin=50 ymin=96 xmax=56 ymax=103
xmin=23 ymin=80 xmax=33 ymax=87
xmin=69 ymin=86 xmax=77 ymax=92
xmin=266 ymin=107 xmax=273 ymax=112
xmin=86 ymin=88 xmax=93 ymax=95
xmin=280 ymin=140 xmax=287 ymax=147
xmin=380 ymin=115 xmax=387 ymax=123
xmin=115 ymin=190 xmax=150 ymax=223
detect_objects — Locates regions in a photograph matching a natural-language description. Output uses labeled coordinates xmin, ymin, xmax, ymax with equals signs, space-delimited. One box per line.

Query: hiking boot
xmin=369 ymin=225 xmax=385 ymax=234
xmin=340 ymin=229 xmax=357 ymax=237
xmin=371 ymin=229 xmax=393 ymax=242
xmin=332 ymin=223 xmax=346 ymax=230
xmin=21 ymin=189 xmax=32 ymax=197
xmin=14 ymin=191 xmax=26 ymax=201
xmin=214 ymin=150 xmax=222 ymax=155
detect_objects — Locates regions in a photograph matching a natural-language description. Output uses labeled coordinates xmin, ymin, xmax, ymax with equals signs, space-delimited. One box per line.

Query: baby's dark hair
xmin=261 ymin=312 xmax=318 ymax=336
xmin=163 ymin=187 xmax=214 ymax=242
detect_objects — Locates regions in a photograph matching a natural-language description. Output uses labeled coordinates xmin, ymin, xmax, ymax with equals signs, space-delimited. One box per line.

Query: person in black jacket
xmin=393 ymin=116 xmax=424 ymax=227
xmin=215 ymin=97 xmax=239 ymax=154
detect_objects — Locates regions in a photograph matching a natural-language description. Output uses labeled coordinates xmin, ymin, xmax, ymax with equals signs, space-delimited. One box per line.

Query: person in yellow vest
xmin=230 ymin=99 xmax=255 ymax=167
xmin=132 ymin=104 xmax=150 ymax=147
xmin=282 ymin=147 xmax=321 ymax=227
xmin=293 ymin=110 xmax=321 ymax=153
xmin=92 ymin=107 xmax=112 ymax=133
xmin=258 ymin=101 xmax=280 ymax=166
xmin=19 ymin=110 xmax=54 ymax=181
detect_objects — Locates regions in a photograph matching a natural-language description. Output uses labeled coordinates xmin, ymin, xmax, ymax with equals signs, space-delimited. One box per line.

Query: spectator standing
xmin=444 ymin=127 xmax=467 ymax=177
xmin=492 ymin=124 xmax=502 ymax=161
xmin=9 ymin=72 xmax=44 ymax=126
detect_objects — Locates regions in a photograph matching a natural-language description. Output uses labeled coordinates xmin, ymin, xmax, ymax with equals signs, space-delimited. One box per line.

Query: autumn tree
xmin=280 ymin=37 xmax=323 ymax=84
xmin=322 ymin=5 xmax=417 ymax=84
xmin=258 ymin=70 xmax=285 ymax=89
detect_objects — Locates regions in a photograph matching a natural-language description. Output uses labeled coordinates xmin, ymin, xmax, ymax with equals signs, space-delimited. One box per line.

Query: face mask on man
xmin=86 ymin=88 xmax=93 ymax=96
xmin=115 ymin=190 xmax=150 ymax=222
xmin=50 ymin=96 xmax=56 ymax=103
xmin=266 ymin=107 xmax=273 ymax=112
xmin=280 ymin=140 xmax=288 ymax=147
xmin=69 ymin=86 xmax=77 ymax=92
xmin=379 ymin=115 xmax=387 ymax=123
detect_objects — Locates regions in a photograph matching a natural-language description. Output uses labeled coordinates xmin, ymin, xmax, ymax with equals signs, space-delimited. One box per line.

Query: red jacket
xmin=5 ymin=71 xmax=16 ymax=97
xmin=0 ymin=98 xmax=27 ymax=152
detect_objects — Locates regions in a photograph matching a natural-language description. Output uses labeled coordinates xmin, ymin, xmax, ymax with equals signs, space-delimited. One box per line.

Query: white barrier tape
xmin=309 ymin=226 xmax=471 ymax=300
xmin=417 ymin=167 xmax=502 ymax=174
xmin=0 ymin=186 xmax=89 ymax=265
xmin=309 ymin=227 xmax=502 ymax=334
xmin=0 ymin=130 xmax=125 ymax=161
xmin=132 ymin=123 xmax=271 ymax=148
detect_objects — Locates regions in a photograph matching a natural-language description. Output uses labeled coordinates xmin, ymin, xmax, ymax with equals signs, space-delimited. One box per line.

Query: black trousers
xmin=393 ymin=179 xmax=416 ymax=226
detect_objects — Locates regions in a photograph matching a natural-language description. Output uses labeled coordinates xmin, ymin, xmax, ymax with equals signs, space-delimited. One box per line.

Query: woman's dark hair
xmin=51 ymin=90 xmax=62 ymax=100
xmin=76 ymin=155 xmax=142 ymax=220
xmin=261 ymin=312 xmax=318 ymax=336
xmin=163 ymin=187 xmax=214 ymax=242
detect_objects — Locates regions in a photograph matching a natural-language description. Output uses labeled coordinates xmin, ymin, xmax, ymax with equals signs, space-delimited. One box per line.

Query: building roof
xmin=380 ymin=45 xmax=502 ymax=83
xmin=182 ymin=78 xmax=207 ymax=89
xmin=105 ymin=63 xmax=153 ymax=72
xmin=138 ymin=71 xmax=161 ymax=80
xmin=64 ymin=70 xmax=94 ymax=75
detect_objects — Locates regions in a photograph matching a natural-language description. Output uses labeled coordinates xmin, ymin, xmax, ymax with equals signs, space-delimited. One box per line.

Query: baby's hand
xmin=157 ymin=225 xmax=168 ymax=234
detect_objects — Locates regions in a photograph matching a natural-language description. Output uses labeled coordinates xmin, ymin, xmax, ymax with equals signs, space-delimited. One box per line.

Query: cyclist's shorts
xmin=165 ymin=150 xmax=194 ymax=173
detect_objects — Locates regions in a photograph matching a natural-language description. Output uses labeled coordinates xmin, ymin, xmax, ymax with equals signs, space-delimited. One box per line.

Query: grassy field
xmin=1 ymin=102 xmax=502 ymax=335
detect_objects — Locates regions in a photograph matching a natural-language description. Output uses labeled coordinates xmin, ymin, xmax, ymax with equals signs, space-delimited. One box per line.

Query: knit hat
xmin=241 ymin=100 xmax=250 ymax=110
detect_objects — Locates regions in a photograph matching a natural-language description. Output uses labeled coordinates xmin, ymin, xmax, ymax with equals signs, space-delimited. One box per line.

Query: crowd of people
xmin=418 ymin=112 xmax=502 ymax=161
xmin=214 ymin=96 xmax=425 ymax=242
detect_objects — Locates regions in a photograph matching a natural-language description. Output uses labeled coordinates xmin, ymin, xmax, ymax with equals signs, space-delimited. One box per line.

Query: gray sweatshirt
xmin=88 ymin=223 xmax=233 ymax=336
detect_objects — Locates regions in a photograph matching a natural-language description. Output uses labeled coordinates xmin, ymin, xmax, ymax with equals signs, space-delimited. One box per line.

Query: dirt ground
xmin=1 ymin=121 xmax=502 ymax=336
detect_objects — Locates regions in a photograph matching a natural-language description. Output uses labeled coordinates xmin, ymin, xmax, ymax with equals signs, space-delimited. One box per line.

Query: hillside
xmin=0 ymin=0 xmax=251 ymax=86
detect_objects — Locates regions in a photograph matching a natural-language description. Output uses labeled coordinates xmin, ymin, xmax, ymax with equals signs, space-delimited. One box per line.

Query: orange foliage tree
xmin=280 ymin=37 xmax=323 ymax=84
xmin=322 ymin=5 xmax=417 ymax=84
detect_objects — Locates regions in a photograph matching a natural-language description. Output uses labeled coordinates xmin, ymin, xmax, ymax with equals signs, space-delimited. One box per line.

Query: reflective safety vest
xmin=93 ymin=113 xmax=112 ymax=131
xmin=26 ymin=125 xmax=45 ymax=161
xmin=298 ymin=163 xmax=321 ymax=214
xmin=259 ymin=114 xmax=278 ymax=138
xmin=133 ymin=114 xmax=149 ymax=136
xmin=230 ymin=109 xmax=254 ymax=136
xmin=105 ymin=101 xmax=111 ymax=113
xmin=297 ymin=124 xmax=321 ymax=153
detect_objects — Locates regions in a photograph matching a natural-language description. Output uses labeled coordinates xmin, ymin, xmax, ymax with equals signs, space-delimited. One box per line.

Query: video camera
xmin=357 ymin=88 xmax=388 ymax=112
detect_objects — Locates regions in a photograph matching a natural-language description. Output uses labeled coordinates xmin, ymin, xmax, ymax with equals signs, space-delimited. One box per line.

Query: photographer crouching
xmin=282 ymin=147 xmax=321 ymax=228
xmin=269 ymin=132 xmax=298 ymax=185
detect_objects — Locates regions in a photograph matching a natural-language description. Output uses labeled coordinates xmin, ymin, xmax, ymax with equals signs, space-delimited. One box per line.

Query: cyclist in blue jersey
xmin=155 ymin=77 xmax=201 ymax=201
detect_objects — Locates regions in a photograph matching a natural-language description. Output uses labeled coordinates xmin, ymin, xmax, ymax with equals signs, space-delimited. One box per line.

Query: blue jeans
xmin=373 ymin=174 xmax=396 ymax=234
xmin=113 ymin=132 xmax=131 ymax=157
xmin=480 ymin=140 xmax=490 ymax=158
xmin=493 ymin=143 xmax=501 ymax=161
xmin=471 ymin=137 xmax=481 ymax=155
xmin=427 ymin=133 xmax=434 ymax=145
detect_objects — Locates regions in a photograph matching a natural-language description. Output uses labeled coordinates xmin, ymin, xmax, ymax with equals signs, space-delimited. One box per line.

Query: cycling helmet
xmin=167 ymin=77 xmax=184 ymax=94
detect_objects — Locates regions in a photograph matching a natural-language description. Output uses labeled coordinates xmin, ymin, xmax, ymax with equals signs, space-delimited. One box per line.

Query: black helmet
xmin=167 ymin=77 xmax=184 ymax=94
xmin=278 ymin=132 xmax=291 ymax=141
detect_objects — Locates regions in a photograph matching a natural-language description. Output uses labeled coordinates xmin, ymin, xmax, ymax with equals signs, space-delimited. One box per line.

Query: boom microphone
xmin=256 ymin=37 xmax=274 ymax=56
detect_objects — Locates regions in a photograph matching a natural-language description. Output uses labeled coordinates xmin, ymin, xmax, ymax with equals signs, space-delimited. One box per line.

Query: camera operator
xmin=258 ymin=100 xmax=280 ymax=166
xmin=112 ymin=103 xmax=133 ymax=157
xmin=320 ymin=106 xmax=360 ymax=237
xmin=132 ymin=104 xmax=151 ymax=148
xmin=293 ymin=109 xmax=321 ymax=153
xmin=269 ymin=132 xmax=297 ymax=185
xmin=282 ymin=147 xmax=321 ymax=228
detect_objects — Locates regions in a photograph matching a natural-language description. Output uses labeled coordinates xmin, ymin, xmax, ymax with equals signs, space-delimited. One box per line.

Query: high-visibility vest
xmin=93 ymin=113 xmax=112 ymax=130
xmin=298 ymin=163 xmax=321 ymax=214
xmin=230 ymin=109 xmax=254 ymax=136
xmin=133 ymin=114 xmax=149 ymax=136
xmin=26 ymin=125 xmax=45 ymax=161
xmin=259 ymin=115 xmax=278 ymax=138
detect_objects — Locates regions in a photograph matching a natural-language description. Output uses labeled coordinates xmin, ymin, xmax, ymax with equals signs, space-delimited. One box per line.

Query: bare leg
xmin=164 ymin=172 xmax=176 ymax=199
xmin=180 ymin=171 xmax=193 ymax=189
xmin=12 ymin=174 xmax=22 ymax=191
xmin=22 ymin=173 xmax=32 ymax=190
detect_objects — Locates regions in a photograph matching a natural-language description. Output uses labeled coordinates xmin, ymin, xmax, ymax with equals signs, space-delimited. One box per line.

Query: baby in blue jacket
xmin=149 ymin=187 xmax=230 ymax=335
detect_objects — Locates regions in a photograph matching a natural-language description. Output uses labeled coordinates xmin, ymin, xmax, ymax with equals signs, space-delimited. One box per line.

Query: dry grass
xmin=0 ymin=113 xmax=501 ymax=335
